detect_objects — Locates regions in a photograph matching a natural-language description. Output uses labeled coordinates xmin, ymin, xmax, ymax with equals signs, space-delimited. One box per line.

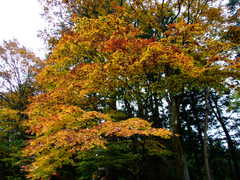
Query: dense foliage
xmin=0 ymin=0 xmax=240 ymax=180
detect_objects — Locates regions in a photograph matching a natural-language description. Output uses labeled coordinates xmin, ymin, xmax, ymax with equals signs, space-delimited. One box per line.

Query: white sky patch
xmin=0 ymin=0 xmax=46 ymax=57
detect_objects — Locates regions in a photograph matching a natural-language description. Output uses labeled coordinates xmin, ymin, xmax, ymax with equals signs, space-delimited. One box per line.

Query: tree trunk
xmin=218 ymin=119 xmax=239 ymax=180
xmin=169 ymin=94 xmax=190 ymax=180
xmin=203 ymin=89 xmax=211 ymax=180
xmin=124 ymin=99 xmax=133 ymax=118
xmin=209 ymin=94 xmax=240 ymax=180
xmin=190 ymin=93 xmax=205 ymax=178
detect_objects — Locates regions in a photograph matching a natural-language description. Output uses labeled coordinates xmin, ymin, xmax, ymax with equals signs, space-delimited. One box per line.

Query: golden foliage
xmin=24 ymin=7 xmax=240 ymax=178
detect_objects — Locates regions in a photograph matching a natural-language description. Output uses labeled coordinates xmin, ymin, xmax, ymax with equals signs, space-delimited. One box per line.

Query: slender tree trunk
xmin=190 ymin=93 xmax=205 ymax=176
xmin=218 ymin=119 xmax=239 ymax=180
xmin=153 ymin=95 xmax=161 ymax=125
xmin=209 ymin=95 xmax=240 ymax=180
xmin=196 ymin=120 xmax=205 ymax=178
xmin=203 ymin=89 xmax=211 ymax=180
xmin=169 ymin=94 xmax=190 ymax=180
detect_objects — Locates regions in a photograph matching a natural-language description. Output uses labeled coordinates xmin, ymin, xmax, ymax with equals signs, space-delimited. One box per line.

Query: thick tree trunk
xmin=137 ymin=99 xmax=144 ymax=118
xmin=124 ymin=99 xmax=133 ymax=118
xmin=203 ymin=89 xmax=211 ymax=180
xmin=150 ymin=94 xmax=162 ymax=127
xmin=169 ymin=95 xmax=190 ymax=180
xmin=109 ymin=98 xmax=117 ymax=111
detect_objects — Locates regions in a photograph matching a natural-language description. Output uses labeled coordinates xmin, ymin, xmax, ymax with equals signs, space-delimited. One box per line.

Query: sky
xmin=0 ymin=0 xmax=46 ymax=57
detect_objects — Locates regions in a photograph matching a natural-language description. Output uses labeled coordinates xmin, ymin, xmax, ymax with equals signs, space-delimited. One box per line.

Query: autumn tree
xmin=0 ymin=40 xmax=42 ymax=179
xmin=23 ymin=0 xmax=240 ymax=179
